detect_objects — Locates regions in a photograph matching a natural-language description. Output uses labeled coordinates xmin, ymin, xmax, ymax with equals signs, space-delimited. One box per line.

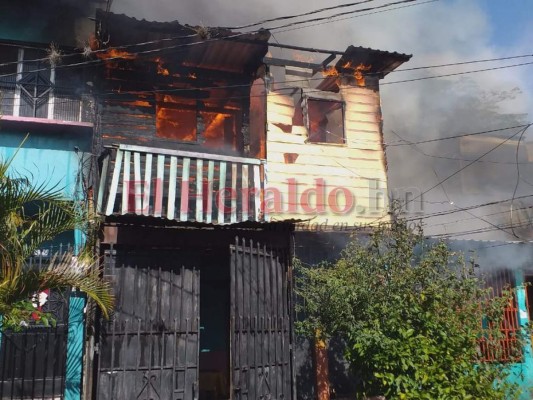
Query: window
xmin=156 ymin=94 xmax=243 ymax=153
xmin=156 ymin=95 xmax=198 ymax=141
xmin=307 ymin=99 xmax=345 ymax=144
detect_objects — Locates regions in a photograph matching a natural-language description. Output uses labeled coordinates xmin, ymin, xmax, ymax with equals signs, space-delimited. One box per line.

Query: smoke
xmin=109 ymin=0 xmax=532 ymax=241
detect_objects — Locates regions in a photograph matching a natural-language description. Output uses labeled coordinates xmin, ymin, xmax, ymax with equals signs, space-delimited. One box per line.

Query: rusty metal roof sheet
xmin=336 ymin=45 xmax=412 ymax=77
xmin=96 ymin=10 xmax=270 ymax=75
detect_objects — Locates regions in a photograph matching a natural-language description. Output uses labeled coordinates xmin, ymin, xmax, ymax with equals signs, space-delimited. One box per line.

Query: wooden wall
xmin=265 ymin=68 xmax=389 ymax=227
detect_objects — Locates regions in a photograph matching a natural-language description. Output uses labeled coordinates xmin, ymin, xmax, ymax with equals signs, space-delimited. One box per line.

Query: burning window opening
xmin=307 ymin=99 xmax=345 ymax=145
xmin=155 ymin=94 xmax=242 ymax=152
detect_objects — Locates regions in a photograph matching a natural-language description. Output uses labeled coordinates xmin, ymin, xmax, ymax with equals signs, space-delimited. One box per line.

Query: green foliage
xmin=0 ymin=143 xmax=113 ymax=330
xmin=296 ymin=219 xmax=525 ymax=399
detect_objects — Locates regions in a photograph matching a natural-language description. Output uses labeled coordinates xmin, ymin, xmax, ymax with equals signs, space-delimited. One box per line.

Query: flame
xmin=188 ymin=73 xmax=197 ymax=79
xmin=123 ymin=100 xmax=151 ymax=107
xmin=97 ymin=48 xmax=136 ymax=60
xmin=154 ymin=57 xmax=170 ymax=76
xmin=321 ymin=62 xmax=372 ymax=86
xmin=293 ymin=52 xmax=316 ymax=63
xmin=203 ymin=113 xmax=226 ymax=139
xmin=321 ymin=66 xmax=339 ymax=77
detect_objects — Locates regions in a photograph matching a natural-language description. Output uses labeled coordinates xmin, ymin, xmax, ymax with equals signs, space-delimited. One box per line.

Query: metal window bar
xmin=478 ymin=269 xmax=523 ymax=363
xmin=0 ymin=46 xmax=93 ymax=122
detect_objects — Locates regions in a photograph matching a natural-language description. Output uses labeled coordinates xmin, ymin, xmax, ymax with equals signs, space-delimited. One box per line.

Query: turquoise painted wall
xmin=0 ymin=128 xmax=91 ymax=400
xmin=0 ymin=130 xmax=91 ymax=199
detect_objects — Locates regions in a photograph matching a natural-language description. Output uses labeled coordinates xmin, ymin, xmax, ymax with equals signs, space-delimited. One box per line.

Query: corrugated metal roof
xmin=336 ymin=45 xmax=412 ymax=77
xmin=97 ymin=10 xmax=270 ymax=75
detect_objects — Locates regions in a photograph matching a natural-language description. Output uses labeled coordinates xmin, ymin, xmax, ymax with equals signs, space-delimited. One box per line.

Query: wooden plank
xmin=154 ymin=155 xmax=165 ymax=217
xmin=267 ymin=140 xmax=383 ymax=158
xmin=266 ymin=177 xmax=387 ymax=192
xmin=253 ymin=165 xmax=261 ymax=221
xmin=117 ymin=144 xmax=263 ymax=165
xmin=344 ymin=119 xmax=381 ymax=131
xmin=266 ymin=131 xmax=307 ymax=145
xmin=340 ymin=94 xmax=379 ymax=106
xmin=266 ymin=111 xmax=293 ymax=126
xmin=267 ymin=142 xmax=384 ymax=165
xmin=302 ymin=88 xmax=342 ymax=102
xmin=266 ymin=102 xmax=295 ymax=118
xmin=167 ymin=156 xmax=178 ymax=219
xmin=121 ymin=151 xmax=132 ymax=214
xmin=267 ymin=151 xmax=384 ymax=168
xmin=241 ymin=165 xmax=249 ymax=221
xmin=205 ymin=160 xmax=214 ymax=224
xmin=105 ymin=149 xmax=122 ymax=215
xmin=196 ymin=159 xmax=203 ymax=222
xmin=266 ymin=162 xmax=386 ymax=179
xmin=340 ymin=85 xmax=380 ymax=97
xmin=217 ymin=161 xmax=227 ymax=224
xmin=231 ymin=163 xmax=237 ymax=223
xmin=180 ymin=157 xmax=191 ymax=221
xmin=97 ymin=154 xmax=110 ymax=213
xmin=133 ymin=152 xmax=142 ymax=214
xmin=344 ymin=111 xmax=379 ymax=124
xmin=142 ymin=153 xmax=153 ymax=216
xmin=266 ymin=92 xmax=295 ymax=107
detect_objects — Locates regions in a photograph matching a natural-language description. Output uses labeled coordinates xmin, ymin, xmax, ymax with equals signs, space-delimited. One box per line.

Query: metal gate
xmin=96 ymin=255 xmax=200 ymax=400
xmin=0 ymin=290 xmax=69 ymax=399
xmin=230 ymin=238 xmax=293 ymax=400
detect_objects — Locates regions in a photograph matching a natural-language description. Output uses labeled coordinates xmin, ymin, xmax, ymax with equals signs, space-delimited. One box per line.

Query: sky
xmin=109 ymin=0 xmax=533 ymax=241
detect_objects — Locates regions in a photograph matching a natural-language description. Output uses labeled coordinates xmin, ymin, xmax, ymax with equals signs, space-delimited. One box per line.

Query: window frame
xmin=303 ymin=94 xmax=346 ymax=145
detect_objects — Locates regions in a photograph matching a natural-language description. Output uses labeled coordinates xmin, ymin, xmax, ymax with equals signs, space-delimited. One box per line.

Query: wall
xmin=265 ymin=69 xmax=389 ymax=228
xmin=0 ymin=126 xmax=92 ymax=246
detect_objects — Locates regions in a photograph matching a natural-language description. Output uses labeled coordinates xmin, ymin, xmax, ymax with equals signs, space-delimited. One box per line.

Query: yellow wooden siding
xmin=265 ymin=82 xmax=389 ymax=227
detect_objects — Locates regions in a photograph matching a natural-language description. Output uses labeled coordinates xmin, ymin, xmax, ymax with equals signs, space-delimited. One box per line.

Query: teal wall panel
xmin=65 ymin=292 xmax=87 ymax=400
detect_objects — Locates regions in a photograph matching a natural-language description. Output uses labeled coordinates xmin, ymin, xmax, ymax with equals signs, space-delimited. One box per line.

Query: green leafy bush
xmin=296 ymin=219 xmax=525 ymax=399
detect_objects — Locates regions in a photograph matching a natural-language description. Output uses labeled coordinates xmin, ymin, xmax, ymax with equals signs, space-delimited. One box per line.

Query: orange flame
xmin=97 ymin=48 xmax=136 ymax=60
xmin=321 ymin=66 xmax=339 ymax=78
xmin=321 ymin=62 xmax=372 ymax=86
xmin=293 ymin=52 xmax=316 ymax=63
xmin=188 ymin=73 xmax=197 ymax=79
xmin=154 ymin=57 xmax=170 ymax=76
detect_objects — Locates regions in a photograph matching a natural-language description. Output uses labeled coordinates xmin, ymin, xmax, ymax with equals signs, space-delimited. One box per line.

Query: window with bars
xmin=0 ymin=44 xmax=93 ymax=122
xmin=478 ymin=269 xmax=524 ymax=363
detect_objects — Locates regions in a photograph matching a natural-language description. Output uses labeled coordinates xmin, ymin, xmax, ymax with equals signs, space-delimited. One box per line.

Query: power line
xmin=386 ymin=124 xmax=531 ymax=146
xmin=381 ymin=61 xmax=533 ymax=85
xmin=273 ymin=0 xmax=438 ymax=35
xmin=0 ymin=0 xmax=429 ymax=77
xmin=509 ymin=125 xmax=529 ymax=237
xmin=403 ymin=194 xmax=533 ymax=222
xmin=262 ymin=0 xmax=428 ymax=32
xmin=422 ymin=203 xmax=533 ymax=229
xmin=393 ymin=54 xmax=533 ymax=73
xmin=374 ymin=126 xmax=533 ymax=227
xmin=224 ymin=0 xmax=380 ymax=30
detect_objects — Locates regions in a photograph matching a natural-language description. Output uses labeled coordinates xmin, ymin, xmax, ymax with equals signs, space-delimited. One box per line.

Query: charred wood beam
xmin=321 ymin=54 xmax=337 ymax=68
xmin=263 ymin=57 xmax=324 ymax=73
xmin=233 ymin=39 xmax=344 ymax=56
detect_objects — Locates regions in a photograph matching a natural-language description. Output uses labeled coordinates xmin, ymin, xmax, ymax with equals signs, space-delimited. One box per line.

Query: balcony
xmin=0 ymin=45 xmax=94 ymax=124
xmin=97 ymin=144 xmax=266 ymax=224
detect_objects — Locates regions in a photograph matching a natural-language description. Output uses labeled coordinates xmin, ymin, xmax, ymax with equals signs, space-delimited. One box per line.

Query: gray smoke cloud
xmin=109 ymin=0 xmax=533 ymax=241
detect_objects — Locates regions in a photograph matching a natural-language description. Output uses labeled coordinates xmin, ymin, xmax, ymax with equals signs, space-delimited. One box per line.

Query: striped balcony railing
xmin=97 ymin=144 xmax=266 ymax=224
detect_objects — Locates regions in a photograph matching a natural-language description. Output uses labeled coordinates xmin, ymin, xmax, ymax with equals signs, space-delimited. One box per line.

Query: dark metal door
xmin=230 ymin=238 xmax=293 ymax=400
xmin=96 ymin=256 xmax=200 ymax=400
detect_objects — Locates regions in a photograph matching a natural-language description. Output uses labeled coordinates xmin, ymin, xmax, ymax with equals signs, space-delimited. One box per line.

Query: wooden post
xmin=315 ymin=332 xmax=330 ymax=400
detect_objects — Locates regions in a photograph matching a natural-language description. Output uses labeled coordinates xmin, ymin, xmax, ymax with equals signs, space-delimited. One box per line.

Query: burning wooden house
xmin=89 ymin=10 xmax=413 ymax=400
xmin=92 ymin=11 xmax=294 ymax=400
